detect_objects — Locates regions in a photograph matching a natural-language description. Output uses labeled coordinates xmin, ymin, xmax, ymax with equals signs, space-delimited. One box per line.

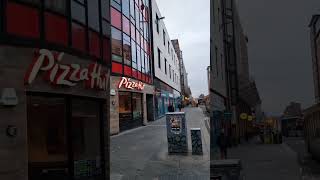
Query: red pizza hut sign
xmin=118 ymin=77 xmax=145 ymax=90
xmin=24 ymin=49 xmax=108 ymax=91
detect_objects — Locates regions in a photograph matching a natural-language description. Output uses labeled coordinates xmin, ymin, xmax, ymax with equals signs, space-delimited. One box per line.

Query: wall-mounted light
xmin=0 ymin=88 xmax=18 ymax=106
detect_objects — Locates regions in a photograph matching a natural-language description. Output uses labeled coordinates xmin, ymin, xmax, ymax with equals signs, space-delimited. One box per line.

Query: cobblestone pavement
xmin=228 ymin=137 xmax=301 ymax=180
xmin=110 ymin=107 xmax=210 ymax=180
xmin=284 ymin=137 xmax=320 ymax=180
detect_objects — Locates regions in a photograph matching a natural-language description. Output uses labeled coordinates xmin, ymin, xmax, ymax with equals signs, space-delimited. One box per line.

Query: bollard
xmin=191 ymin=128 xmax=203 ymax=155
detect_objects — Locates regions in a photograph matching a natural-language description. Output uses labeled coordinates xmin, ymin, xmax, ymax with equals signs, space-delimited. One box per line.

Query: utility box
xmin=191 ymin=128 xmax=203 ymax=155
xmin=166 ymin=112 xmax=188 ymax=154
xmin=210 ymin=159 xmax=242 ymax=180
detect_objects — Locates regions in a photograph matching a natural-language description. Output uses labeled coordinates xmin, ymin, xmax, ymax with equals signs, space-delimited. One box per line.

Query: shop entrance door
xmin=27 ymin=96 xmax=69 ymax=180
xmin=27 ymin=95 xmax=106 ymax=180
xmin=146 ymin=94 xmax=154 ymax=121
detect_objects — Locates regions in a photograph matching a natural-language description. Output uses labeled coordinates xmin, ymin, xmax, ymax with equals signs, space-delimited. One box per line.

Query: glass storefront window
xmin=27 ymin=96 xmax=68 ymax=179
xmin=132 ymin=93 xmax=143 ymax=121
xmin=72 ymin=99 xmax=103 ymax=179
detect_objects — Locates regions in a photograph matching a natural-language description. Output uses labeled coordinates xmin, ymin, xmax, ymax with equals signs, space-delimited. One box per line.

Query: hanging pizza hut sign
xmin=24 ymin=49 xmax=108 ymax=91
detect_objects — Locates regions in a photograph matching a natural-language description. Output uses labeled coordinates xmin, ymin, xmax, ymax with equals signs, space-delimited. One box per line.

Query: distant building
xmin=281 ymin=102 xmax=303 ymax=137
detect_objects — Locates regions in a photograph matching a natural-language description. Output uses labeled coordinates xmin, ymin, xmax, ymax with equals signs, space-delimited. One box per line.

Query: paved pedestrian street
xmin=228 ymin=137 xmax=302 ymax=180
xmin=110 ymin=107 xmax=210 ymax=180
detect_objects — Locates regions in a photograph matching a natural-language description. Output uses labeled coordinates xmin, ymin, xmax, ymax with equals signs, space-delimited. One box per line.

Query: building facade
xmin=172 ymin=39 xmax=191 ymax=106
xmin=150 ymin=0 xmax=181 ymax=119
xmin=0 ymin=1 xmax=111 ymax=179
xmin=303 ymin=14 xmax=320 ymax=160
xmin=109 ymin=0 xmax=155 ymax=134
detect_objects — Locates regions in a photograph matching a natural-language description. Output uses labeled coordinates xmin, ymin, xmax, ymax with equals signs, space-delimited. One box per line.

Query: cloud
xmin=155 ymin=0 xmax=210 ymax=97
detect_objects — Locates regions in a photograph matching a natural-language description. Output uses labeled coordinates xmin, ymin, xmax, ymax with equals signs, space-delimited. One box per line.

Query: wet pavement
xmin=110 ymin=107 xmax=210 ymax=180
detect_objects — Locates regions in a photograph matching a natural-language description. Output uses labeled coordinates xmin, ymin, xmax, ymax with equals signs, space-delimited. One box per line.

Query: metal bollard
xmin=191 ymin=128 xmax=203 ymax=155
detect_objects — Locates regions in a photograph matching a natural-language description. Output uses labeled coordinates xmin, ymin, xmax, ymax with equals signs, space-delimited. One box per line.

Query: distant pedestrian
xmin=168 ymin=103 xmax=175 ymax=112
xmin=217 ymin=129 xmax=228 ymax=159
xmin=178 ymin=103 xmax=182 ymax=112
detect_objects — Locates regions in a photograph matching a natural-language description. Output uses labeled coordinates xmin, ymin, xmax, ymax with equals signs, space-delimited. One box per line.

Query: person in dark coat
xmin=217 ymin=129 xmax=228 ymax=159
xmin=168 ymin=103 xmax=175 ymax=112
xmin=178 ymin=103 xmax=182 ymax=112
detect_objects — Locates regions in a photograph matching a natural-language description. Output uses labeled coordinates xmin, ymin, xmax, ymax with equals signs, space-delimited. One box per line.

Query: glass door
xmin=71 ymin=99 xmax=104 ymax=180
xmin=27 ymin=96 xmax=69 ymax=180
xmin=132 ymin=93 xmax=143 ymax=126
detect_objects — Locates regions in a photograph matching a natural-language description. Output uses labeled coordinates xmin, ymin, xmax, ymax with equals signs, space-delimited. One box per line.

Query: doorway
xmin=27 ymin=95 xmax=106 ymax=180
xmin=146 ymin=94 xmax=154 ymax=121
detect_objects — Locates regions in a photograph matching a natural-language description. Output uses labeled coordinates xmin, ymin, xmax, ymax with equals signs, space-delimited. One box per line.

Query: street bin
xmin=166 ymin=112 xmax=188 ymax=154
xmin=210 ymin=159 xmax=242 ymax=180
xmin=191 ymin=128 xmax=203 ymax=155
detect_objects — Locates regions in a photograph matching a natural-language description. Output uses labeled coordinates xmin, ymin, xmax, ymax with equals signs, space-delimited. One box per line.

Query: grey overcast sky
xmin=237 ymin=0 xmax=320 ymax=114
xmin=156 ymin=0 xmax=210 ymax=98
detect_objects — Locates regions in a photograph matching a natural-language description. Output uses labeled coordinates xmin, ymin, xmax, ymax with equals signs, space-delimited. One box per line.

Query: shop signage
xmin=118 ymin=77 xmax=145 ymax=90
xmin=24 ymin=49 xmax=108 ymax=91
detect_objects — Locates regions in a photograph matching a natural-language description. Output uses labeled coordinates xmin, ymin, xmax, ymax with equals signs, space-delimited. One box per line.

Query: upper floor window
xmin=169 ymin=65 xmax=171 ymax=79
xmin=155 ymin=14 xmax=159 ymax=33
xmin=111 ymin=0 xmax=121 ymax=11
xmin=165 ymin=59 xmax=167 ymax=74
xmin=168 ymin=42 xmax=170 ymax=53
xmin=122 ymin=0 xmax=130 ymax=18
xmin=158 ymin=48 xmax=161 ymax=69
xmin=71 ymin=0 xmax=86 ymax=25
xmin=163 ymin=30 xmax=166 ymax=45
xmin=88 ymin=0 xmax=100 ymax=31
xmin=45 ymin=1 xmax=66 ymax=14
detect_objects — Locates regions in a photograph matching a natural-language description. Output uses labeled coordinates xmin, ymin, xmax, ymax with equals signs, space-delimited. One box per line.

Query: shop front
xmin=110 ymin=76 xmax=154 ymax=134
xmin=0 ymin=47 xmax=110 ymax=180
xmin=154 ymin=79 xmax=181 ymax=119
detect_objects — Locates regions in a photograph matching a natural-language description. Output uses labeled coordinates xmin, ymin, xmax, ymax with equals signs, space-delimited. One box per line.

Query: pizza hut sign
xmin=118 ymin=77 xmax=145 ymax=90
xmin=24 ymin=49 xmax=108 ymax=91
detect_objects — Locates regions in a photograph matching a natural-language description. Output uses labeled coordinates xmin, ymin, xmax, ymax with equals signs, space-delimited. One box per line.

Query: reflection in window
xmin=132 ymin=93 xmax=142 ymax=121
xmin=111 ymin=7 xmax=122 ymax=30
xmin=123 ymin=33 xmax=131 ymax=66
xmin=88 ymin=0 xmax=100 ymax=31
xmin=122 ymin=16 xmax=131 ymax=35
xmin=111 ymin=0 xmax=121 ymax=11
xmin=122 ymin=0 xmax=130 ymax=18
xmin=131 ymin=40 xmax=137 ymax=69
xmin=71 ymin=99 xmax=103 ymax=179
xmin=101 ymin=0 xmax=110 ymax=21
xmin=111 ymin=27 xmax=123 ymax=63
xmin=137 ymin=46 xmax=141 ymax=72
xmin=71 ymin=0 xmax=86 ymax=25
xmin=130 ymin=0 xmax=135 ymax=23
xmin=45 ymin=0 xmax=66 ymax=14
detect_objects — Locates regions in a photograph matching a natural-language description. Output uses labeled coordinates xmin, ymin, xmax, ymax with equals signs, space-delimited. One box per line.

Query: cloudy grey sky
xmin=237 ymin=0 xmax=320 ymax=114
xmin=156 ymin=0 xmax=210 ymax=98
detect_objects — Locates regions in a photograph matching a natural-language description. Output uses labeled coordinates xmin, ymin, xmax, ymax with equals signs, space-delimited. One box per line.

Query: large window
xmin=122 ymin=0 xmax=130 ymax=18
xmin=131 ymin=40 xmax=137 ymax=69
xmin=123 ymin=33 xmax=131 ymax=65
xmin=45 ymin=1 xmax=66 ymax=14
xmin=156 ymin=14 xmax=159 ymax=33
xmin=111 ymin=7 xmax=122 ymax=30
xmin=169 ymin=65 xmax=171 ymax=79
xmin=27 ymin=96 xmax=105 ymax=180
xmin=137 ymin=46 xmax=141 ymax=71
xmin=163 ymin=30 xmax=166 ymax=45
xmin=71 ymin=0 xmax=86 ymax=25
xmin=111 ymin=27 xmax=123 ymax=63
xmin=88 ymin=0 xmax=100 ymax=31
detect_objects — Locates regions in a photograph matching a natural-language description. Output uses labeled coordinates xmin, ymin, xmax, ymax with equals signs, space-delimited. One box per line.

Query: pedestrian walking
xmin=217 ymin=129 xmax=228 ymax=159
xmin=168 ymin=103 xmax=175 ymax=112
xmin=178 ymin=103 xmax=182 ymax=112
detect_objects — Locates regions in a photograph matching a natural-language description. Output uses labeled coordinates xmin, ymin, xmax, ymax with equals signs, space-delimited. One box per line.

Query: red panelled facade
xmin=110 ymin=0 xmax=153 ymax=84
xmin=2 ymin=0 xmax=112 ymax=65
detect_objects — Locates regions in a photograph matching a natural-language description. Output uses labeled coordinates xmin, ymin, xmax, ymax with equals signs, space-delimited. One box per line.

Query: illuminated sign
xmin=24 ymin=49 xmax=108 ymax=91
xmin=118 ymin=77 xmax=145 ymax=90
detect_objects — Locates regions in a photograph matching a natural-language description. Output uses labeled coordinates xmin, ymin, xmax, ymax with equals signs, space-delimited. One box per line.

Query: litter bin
xmin=211 ymin=159 xmax=242 ymax=180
